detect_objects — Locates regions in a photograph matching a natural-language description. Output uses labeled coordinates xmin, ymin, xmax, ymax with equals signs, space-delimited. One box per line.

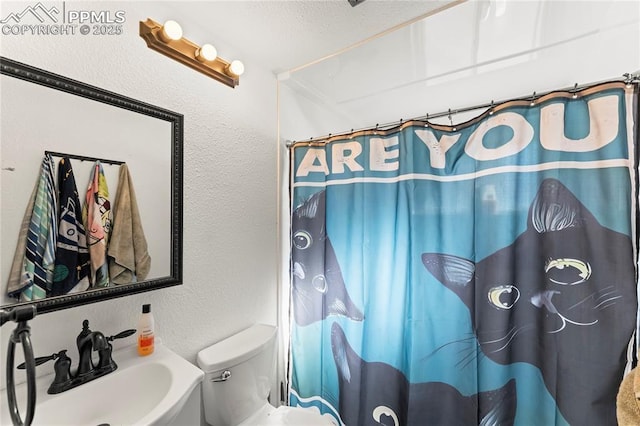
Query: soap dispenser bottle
xmin=137 ymin=304 xmax=155 ymax=356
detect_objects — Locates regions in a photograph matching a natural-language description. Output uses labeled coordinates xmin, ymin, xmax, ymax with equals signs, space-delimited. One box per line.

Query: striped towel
xmin=52 ymin=157 xmax=90 ymax=295
xmin=7 ymin=154 xmax=58 ymax=301
xmin=82 ymin=161 xmax=112 ymax=288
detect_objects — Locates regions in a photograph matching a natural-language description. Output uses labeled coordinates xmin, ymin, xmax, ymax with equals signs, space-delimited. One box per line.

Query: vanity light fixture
xmin=196 ymin=44 xmax=218 ymax=62
xmin=227 ymin=60 xmax=245 ymax=77
xmin=159 ymin=20 xmax=182 ymax=42
xmin=139 ymin=18 xmax=244 ymax=88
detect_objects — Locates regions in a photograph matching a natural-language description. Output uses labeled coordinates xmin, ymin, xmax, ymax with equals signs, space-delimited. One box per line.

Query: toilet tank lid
xmin=197 ymin=324 xmax=277 ymax=373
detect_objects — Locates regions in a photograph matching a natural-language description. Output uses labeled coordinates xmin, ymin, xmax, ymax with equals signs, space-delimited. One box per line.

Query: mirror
xmin=0 ymin=56 xmax=183 ymax=314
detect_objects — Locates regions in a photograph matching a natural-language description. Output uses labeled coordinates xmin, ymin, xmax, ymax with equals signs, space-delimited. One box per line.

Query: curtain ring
xmin=448 ymin=109 xmax=457 ymax=131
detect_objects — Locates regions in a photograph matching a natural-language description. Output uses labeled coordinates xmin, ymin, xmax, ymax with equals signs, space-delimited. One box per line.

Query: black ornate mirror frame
xmin=0 ymin=56 xmax=183 ymax=314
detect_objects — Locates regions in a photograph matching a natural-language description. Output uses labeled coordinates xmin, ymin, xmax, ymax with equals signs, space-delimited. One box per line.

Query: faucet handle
xmin=107 ymin=329 xmax=136 ymax=342
xmin=17 ymin=350 xmax=66 ymax=369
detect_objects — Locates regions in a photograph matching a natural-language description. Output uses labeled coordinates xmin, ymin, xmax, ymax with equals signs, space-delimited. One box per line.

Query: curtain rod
xmin=285 ymin=0 xmax=467 ymax=75
xmin=45 ymin=151 xmax=124 ymax=166
xmin=288 ymin=72 xmax=640 ymax=147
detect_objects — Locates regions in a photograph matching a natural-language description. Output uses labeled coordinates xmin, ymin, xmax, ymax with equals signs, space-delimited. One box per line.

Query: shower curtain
xmin=289 ymin=81 xmax=639 ymax=426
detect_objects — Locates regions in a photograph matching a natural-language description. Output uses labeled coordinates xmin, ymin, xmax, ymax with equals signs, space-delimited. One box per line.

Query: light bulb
xmin=196 ymin=44 xmax=217 ymax=62
xmin=160 ymin=20 xmax=182 ymax=42
xmin=228 ymin=60 xmax=245 ymax=77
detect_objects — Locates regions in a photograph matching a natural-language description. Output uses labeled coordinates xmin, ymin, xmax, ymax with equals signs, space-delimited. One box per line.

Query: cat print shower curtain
xmin=289 ymin=81 xmax=639 ymax=426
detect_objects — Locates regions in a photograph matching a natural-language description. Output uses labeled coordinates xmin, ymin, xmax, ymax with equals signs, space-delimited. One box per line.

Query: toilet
xmin=197 ymin=324 xmax=335 ymax=426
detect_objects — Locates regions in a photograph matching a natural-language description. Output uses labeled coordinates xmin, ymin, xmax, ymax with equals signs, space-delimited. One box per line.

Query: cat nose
xmin=531 ymin=290 xmax=560 ymax=313
xmin=292 ymin=262 xmax=305 ymax=279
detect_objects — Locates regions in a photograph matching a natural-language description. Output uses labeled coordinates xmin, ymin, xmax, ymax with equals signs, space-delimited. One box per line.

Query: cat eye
xmin=312 ymin=275 xmax=327 ymax=293
xmin=372 ymin=405 xmax=399 ymax=426
xmin=488 ymin=285 xmax=520 ymax=310
xmin=545 ymin=258 xmax=591 ymax=285
xmin=293 ymin=230 xmax=312 ymax=249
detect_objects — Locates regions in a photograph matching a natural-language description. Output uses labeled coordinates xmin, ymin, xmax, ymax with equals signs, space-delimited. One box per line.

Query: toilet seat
xmin=238 ymin=403 xmax=336 ymax=426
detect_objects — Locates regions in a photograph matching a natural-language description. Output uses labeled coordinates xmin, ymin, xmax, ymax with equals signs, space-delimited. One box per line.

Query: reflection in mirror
xmin=0 ymin=57 xmax=183 ymax=314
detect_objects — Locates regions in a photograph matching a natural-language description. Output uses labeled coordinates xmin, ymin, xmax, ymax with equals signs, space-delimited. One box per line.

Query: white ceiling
xmin=158 ymin=0 xmax=461 ymax=74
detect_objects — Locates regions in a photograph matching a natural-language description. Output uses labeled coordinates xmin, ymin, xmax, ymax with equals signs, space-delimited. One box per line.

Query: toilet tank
xmin=197 ymin=324 xmax=277 ymax=426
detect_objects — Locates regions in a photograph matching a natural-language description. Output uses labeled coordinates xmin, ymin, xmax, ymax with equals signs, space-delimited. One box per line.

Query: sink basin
xmin=0 ymin=342 xmax=204 ymax=425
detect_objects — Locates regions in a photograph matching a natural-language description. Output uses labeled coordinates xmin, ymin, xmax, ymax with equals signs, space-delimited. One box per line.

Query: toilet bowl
xmin=197 ymin=324 xmax=335 ymax=426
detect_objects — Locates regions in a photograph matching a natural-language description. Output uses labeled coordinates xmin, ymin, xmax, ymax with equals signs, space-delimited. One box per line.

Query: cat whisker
xmin=567 ymin=293 xmax=598 ymax=311
xmin=456 ymin=343 xmax=477 ymax=357
xmin=478 ymin=327 xmax=517 ymax=345
xmin=487 ymin=325 xmax=535 ymax=353
xmin=457 ymin=353 xmax=477 ymax=369
xmin=421 ymin=335 xmax=477 ymax=362
xmin=597 ymin=302 xmax=616 ymax=311
xmin=594 ymin=297 xmax=621 ymax=310
xmin=567 ymin=286 xmax=622 ymax=311
xmin=589 ymin=288 xmax=622 ymax=310
xmin=594 ymin=288 xmax=619 ymax=300
xmin=456 ymin=345 xmax=481 ymax=369
xmin=457 ymin=345 xmax=490 ymax=369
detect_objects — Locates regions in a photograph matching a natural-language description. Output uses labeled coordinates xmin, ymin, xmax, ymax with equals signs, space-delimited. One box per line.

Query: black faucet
xmin=76 ymin=319 xmax=108 ymax=376
xmin=18 ymin=320 xmax=135 ymax=394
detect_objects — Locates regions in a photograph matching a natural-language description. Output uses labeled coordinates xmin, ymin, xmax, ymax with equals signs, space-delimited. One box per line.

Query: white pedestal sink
xmin=0 ymin=342 xmax=204 ymax=425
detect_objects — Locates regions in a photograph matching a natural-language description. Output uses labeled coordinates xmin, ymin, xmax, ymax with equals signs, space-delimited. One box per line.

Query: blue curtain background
xmin=289 ymin=83 xmax=638 ymax=426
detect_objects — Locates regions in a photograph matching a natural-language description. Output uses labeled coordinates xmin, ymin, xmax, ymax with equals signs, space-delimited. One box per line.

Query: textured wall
xmin=0 ymin=0 xmax=278 ymax=382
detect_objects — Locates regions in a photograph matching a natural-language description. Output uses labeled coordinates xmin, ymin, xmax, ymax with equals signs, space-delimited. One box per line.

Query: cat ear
xmin=294 ymin=190 xmax=326 ymax=220
xmin=528 ymin=178 xmax=595 ymax=233
xmin=422 ymin=253 xmax=475 ymax=288
xmin=478 ymin=379 xmax=517 ymax=426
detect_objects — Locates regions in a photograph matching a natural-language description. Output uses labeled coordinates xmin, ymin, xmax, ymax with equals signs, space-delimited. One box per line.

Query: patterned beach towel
xmin=82 ymin=161 xmax=112 ymax=288
xmin=52 ymin=157 xmax=90 ymax=295
xmin=7 ymin=154 xmax=58 ymax=301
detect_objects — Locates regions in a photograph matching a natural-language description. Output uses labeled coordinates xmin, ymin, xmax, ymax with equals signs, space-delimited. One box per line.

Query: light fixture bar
xmin=139 ymin=18 xmax=239 ymax=88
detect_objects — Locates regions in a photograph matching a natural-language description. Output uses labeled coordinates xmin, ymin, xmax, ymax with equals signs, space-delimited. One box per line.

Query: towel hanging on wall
xmin=82 ymin=161 xmax=112 ymax=288
xmin=5 ymin=183 xmax=37 ymax=299
xmin=6 ymin=154 xmax=58 ymax=301
xmin=108 ymin=164 xmax=151 ymax=284
xmin=52 ymin=157 xmax=91 ymax=296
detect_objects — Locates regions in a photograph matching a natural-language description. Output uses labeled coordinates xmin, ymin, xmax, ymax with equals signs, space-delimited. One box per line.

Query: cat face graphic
xmin=330 ymin=322 xmax=517 ymax=426
xmin=422 ymin=178 xmax=636 ymax=425
xmin=291 ymin=190 xmax=364 ymax=326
